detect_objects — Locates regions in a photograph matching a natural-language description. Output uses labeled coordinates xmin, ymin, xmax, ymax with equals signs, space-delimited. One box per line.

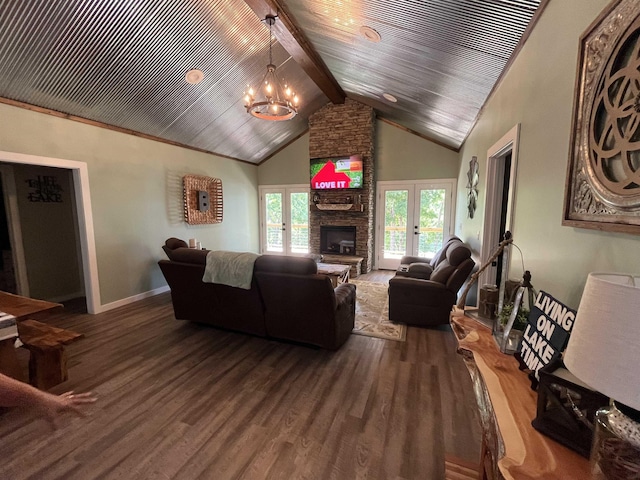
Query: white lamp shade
xmin=564 ymin=272 xmax=640 ymax=411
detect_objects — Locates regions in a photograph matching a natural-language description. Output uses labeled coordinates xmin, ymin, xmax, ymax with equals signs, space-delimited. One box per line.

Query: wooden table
xmin=0 ymin=291 xmax=62 ymax=321
xmin=451 ymin=313 xmax=591 ymax=480
xmin=317 ymin=263 xmax=350 ymax=288
xmin=0 ymin=292 xmax=63 ymax=382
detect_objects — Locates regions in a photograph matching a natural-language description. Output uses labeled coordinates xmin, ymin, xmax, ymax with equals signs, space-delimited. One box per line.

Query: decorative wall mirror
xmin=563 ymin=0 xmax=640 ymax=234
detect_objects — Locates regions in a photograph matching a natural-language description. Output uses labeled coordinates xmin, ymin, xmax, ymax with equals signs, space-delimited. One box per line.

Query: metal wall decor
xmin=466 ymin=156 xmax=479 ymax=218
xmin=26 ymin=175 xmax=63 ymax=203
xmin=563 ymin=0 xmax=640 ymax=234
xmin=183 ymin=175 xmax=223 ymax=225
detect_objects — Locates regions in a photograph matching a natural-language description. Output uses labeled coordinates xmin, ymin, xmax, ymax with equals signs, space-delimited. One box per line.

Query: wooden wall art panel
xmin=183 ymin=175 xmax=223 ymax=225
xmin=563 ymin=0 xmax=640 ymax=234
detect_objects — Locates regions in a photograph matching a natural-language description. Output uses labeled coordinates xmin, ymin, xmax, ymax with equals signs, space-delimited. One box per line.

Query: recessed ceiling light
xmin=185 ymin=69 xmax=204 ymax=85
xmin=382 ymin=93 xmax=398 ymax=103
xmin=359 ymin=26 xmax=381 ymax=43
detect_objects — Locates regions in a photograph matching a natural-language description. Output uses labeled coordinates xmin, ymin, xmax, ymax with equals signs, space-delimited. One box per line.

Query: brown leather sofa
xmin=388 ymin=238 xmax=475 ymax=326
xmin=158 ymin=238 xmax=356 ymax=349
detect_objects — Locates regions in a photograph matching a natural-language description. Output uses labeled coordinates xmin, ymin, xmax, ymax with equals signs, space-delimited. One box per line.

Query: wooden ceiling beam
xmin=243 ymin=0 xmax=346 ymax=104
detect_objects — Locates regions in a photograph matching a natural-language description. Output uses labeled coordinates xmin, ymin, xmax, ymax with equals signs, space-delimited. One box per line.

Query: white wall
xmin=0 ymin=102 xmax=259 ymax=305
xmin=457 ymin=0 xmax=640 ymax=308
xmin=376 ymin=121 xmax=459 ymax=181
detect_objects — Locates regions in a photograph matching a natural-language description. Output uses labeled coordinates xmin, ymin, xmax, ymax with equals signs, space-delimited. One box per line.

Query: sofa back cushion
xmin=168 ymin=247 xmax=208 ymax=265
xmin=255 ymin=271 xmax=336 ymax=347
xmin=163 ymin=237 xmax=189 ymax=260
xmin=254 ymin=255 xmax=317 ymax=275
xmin=429 ymin=241 xmax=475 ymax=293
xmin=429 ymin=235 xmax=461 ymax=267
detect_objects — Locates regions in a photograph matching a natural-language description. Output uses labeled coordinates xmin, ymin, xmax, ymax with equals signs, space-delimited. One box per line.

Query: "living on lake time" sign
xmin=518 ymin=291 xmax=576 ymax=377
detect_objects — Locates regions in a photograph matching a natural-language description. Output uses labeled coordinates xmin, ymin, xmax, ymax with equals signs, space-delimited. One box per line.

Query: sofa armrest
xmin=389 ymin=276 xmax=449 ymax=293
xmin=399 ymin=255 xmax=432 ymax=265
xmin=334 ymin=282 xmax=356 ymax=309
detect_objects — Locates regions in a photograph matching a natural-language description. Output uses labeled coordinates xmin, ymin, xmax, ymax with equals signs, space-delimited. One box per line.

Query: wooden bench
xmin=17 ymin=319 xmax=83 ymax=390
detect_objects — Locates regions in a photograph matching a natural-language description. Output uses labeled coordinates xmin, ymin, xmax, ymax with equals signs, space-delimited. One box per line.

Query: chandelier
xmin=243 ymin=15 xmax=299 ymax=121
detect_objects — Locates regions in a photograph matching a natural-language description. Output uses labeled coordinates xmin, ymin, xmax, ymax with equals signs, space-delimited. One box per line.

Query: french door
xmin=376 ymin=180 xmax=455 ymax=270
xmin=259 ymin=185 xmax=309 ymax=255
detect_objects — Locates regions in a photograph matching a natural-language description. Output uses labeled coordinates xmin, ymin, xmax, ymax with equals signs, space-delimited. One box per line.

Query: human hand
xmin=36 ymin=390 xmax=98 ymax=429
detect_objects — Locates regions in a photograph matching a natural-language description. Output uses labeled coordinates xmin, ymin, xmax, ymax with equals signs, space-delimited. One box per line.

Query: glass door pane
xmin=416 ymin=187 xmax=447 ymax=258
xmin=265 ymin=192 xmax=283 ymax=252
xmin=379 ymin=188 xmax=411 ymax=270
xmin=289 ymin=191 xmax=309 ymax=254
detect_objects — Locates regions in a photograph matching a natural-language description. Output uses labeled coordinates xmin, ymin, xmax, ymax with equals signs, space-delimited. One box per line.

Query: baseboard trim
xmin=94 ymin=285 xmax=170 ymax=314
xmin=46 ymin=290 xmax=86 ymax=303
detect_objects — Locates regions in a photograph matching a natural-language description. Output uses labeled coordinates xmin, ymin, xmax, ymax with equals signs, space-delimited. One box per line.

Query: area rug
xmin=351 ymin=279 xmax=407 ymax=342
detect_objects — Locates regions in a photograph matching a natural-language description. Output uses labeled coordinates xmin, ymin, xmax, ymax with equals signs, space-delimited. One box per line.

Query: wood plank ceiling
xmin=0 ymin=0 xmax=542 ymax=164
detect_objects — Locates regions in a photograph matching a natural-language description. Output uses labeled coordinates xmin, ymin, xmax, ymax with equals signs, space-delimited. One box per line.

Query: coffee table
xmin=317 ymin=263 xmax=350 ymax=288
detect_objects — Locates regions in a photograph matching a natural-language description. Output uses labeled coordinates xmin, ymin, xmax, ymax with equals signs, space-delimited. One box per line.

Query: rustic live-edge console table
xmin=451 ymin=314 xmax=591 ymax=480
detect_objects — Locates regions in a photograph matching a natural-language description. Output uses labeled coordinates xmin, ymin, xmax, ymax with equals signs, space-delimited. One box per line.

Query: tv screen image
xmin=310 ymin=155 xmax=363 ymax=190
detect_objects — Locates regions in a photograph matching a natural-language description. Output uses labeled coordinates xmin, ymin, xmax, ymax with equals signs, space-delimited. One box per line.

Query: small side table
xmin=18 ymin=319 xmax=83 ymax=390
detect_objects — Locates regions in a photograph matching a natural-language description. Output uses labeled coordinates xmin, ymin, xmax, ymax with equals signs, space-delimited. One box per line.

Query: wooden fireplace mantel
xmin=451 ymin=314 xmax=591 ymax=480
xmin=314 ymin=203 xmax=364 ymax=212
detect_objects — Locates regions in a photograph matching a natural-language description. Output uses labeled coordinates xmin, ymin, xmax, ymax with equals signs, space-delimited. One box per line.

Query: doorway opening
xmin=479 ymin=124 xmax=521 ymax=290
xmin=0 ymin=150 xmax=100 ymax=313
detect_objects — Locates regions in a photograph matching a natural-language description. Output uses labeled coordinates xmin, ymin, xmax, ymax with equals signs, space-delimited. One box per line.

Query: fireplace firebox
xmin=320 ymin=226 xmax=356 ymax=255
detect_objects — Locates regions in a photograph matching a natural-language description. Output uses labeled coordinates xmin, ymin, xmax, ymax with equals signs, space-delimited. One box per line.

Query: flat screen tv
xmin=310 ymin=155 xmax=363 ymax=190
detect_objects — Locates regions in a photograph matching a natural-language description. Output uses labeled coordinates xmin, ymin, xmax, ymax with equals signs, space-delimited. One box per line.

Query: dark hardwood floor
xmin=0 ymin=271 xmax=481 ymax=480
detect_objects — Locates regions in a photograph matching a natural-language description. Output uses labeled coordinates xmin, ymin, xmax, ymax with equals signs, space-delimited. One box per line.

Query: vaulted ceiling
xmin=0 ymin=0 xmax=543 ymax=164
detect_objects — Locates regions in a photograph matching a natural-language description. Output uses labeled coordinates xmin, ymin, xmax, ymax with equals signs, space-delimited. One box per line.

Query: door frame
xmin=375 ymin=178 xmax=456 ymax=270
xmin=479 ymin=124 xmax=521 ymax=289
xmin=0 ymin=150 xmax=100 ymax=313
xmin=258 ymin=184 xmax=310 ymax=256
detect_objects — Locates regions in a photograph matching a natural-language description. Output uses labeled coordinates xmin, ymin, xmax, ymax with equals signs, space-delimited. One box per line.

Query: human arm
xmin=0 ymin=373 xmax=96 ymax=427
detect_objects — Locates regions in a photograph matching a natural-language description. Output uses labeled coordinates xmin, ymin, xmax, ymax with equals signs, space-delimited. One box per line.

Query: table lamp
xmin=564 ymin=272 xmax=640 ymax=479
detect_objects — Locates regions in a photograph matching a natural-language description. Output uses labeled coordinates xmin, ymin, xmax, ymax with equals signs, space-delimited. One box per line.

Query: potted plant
xmin=494 ymin=302 xmax=530 ymax=354
xmin=499 ymin=302 xmax=530 ymax=332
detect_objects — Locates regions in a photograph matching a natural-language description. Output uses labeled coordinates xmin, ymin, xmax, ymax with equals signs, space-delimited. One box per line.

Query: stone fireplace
xmin=309 ymin=99 xmax=375 ymax=273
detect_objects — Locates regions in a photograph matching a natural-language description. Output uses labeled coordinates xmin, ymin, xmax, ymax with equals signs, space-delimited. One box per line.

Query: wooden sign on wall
xmin=183 ymin=175 xmax=223 ymax=225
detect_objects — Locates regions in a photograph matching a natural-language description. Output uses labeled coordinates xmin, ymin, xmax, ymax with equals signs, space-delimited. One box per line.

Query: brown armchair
xmin=395 ymin=235 xmax=462 ymax=280
xmin=388 ymin=240 xmax=475 ymax=326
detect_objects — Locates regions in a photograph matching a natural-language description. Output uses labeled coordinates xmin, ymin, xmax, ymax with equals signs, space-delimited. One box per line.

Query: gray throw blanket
xmin=202 ymin=251 xmax=260 ymax=290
